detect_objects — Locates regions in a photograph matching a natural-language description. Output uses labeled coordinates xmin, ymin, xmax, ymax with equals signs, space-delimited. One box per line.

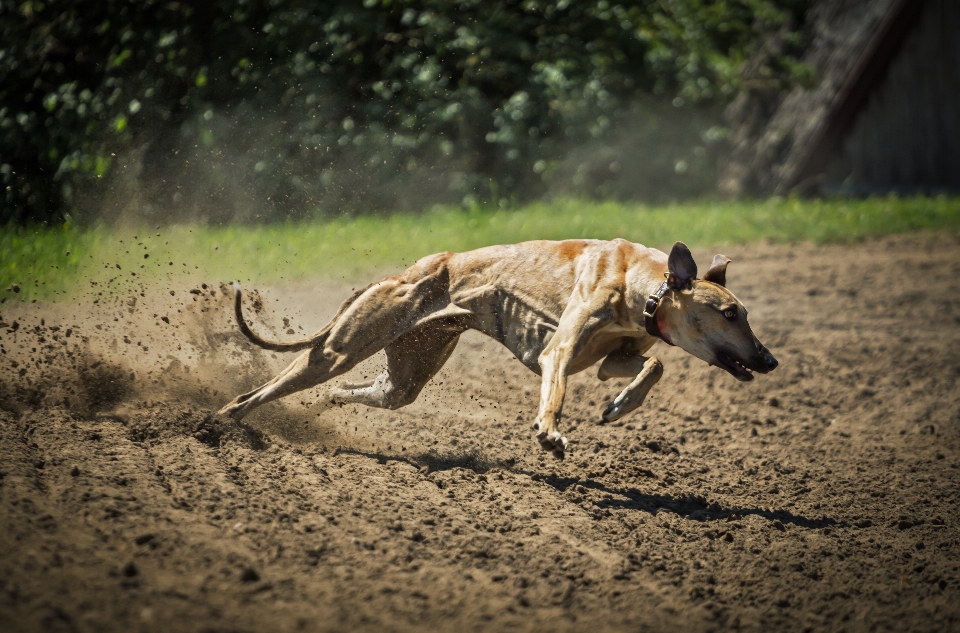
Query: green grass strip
xmin=2 ymin=195 xmax=959 ymax=303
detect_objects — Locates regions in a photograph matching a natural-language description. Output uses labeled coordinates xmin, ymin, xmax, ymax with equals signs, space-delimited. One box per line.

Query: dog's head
xmin=658 ymin=242 xmax=778 ymax=382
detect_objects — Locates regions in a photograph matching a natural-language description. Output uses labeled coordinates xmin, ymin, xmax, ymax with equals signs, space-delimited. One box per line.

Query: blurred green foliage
xmin=4 ymin=195 xmax=958 ymax=303
xmin=1 ymin=0 xmax=809 ymax=225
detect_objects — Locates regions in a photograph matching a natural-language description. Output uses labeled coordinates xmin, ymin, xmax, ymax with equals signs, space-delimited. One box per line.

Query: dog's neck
xmin=625 ymin=267 xmax=675 ymax=335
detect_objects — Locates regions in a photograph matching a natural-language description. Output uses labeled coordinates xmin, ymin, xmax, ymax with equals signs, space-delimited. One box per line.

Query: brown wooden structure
xmin=719 ymin=0 xmax=960 ymax=196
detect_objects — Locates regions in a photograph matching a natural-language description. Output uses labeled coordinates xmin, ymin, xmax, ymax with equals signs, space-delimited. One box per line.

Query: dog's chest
xmin=566 ymin=323 xmax=646 ymax=373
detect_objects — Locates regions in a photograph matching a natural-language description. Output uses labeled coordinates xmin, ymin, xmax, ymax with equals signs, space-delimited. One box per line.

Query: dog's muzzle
xmin=717 ymin=349 xmax=778 ymax=382
xmin=761 ymin=352 xmax=778 ymax=371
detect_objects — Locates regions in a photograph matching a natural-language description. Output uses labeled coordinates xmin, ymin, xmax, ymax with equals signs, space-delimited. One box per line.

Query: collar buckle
xmin=642 ymin=296 xmax=660 ymax=319
xmin=644 ymin=280 xmax=670 ymax=341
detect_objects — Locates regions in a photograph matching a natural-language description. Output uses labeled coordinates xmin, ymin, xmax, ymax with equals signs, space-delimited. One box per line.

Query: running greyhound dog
xmin=218 ymin=240 xmax=778 ymax=458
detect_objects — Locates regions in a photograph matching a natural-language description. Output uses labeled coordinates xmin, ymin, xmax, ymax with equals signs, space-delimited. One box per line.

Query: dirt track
xmin=1 ymin=235 xmax=959 ymax=633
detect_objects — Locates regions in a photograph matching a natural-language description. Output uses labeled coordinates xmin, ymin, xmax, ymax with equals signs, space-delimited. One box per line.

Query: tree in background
xmin=0 ymin=0 xmax=809 ymax=225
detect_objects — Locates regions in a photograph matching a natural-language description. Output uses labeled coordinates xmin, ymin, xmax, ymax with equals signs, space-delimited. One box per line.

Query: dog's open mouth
xmin=718 ymin=353 xmax=754 ymax=382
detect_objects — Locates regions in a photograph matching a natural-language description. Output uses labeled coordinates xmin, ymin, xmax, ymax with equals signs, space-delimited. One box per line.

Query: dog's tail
xmin=231 ymin=282 xmax=317 ymax=352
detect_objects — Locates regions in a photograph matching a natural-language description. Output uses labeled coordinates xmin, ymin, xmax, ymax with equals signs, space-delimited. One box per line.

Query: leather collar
xmin=643 ymin=280 xmax=671 ymax=343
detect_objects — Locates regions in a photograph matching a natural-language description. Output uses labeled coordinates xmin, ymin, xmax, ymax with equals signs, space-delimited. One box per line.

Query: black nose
xmin=763 ymin=353 xmax=778 ymax=371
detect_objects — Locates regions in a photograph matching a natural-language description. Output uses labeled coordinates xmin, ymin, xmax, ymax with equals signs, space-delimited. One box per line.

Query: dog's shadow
xmin=334 ymin=448 xmax=836 ymax=530
xmin=334 ymin=446 xmax=515 ymax=473
xmin=531 ymin=473 xmax=837 ymax=529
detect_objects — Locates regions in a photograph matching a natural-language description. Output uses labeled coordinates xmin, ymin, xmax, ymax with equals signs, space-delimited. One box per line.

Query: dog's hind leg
xmin=220 ymin=314 xmax=452 ymax=421
xmin=220 ymin=252 xmax=462 ymax=421
xmin=219 ymin=345 xmax=355 ymax=420
xmin=320 ymin=323 xmax=462 ymax=411
xmin=599 ymin=356 xmax=663 ymax=424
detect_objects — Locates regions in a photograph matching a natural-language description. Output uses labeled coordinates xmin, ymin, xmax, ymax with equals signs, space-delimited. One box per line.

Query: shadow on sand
xmin=333 ymin=447 xmax=836 ymax=530
xmin=531 ymin=472 xmax=838 ymax=529
xmin=333 ymin=446 xmax=515 ymax=473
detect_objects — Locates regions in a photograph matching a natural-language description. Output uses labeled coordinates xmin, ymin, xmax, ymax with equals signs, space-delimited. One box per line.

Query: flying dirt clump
xmin=0 ymin=316 xmax=131 ymax=416
xmin=0 ymin=279 xmax=285 ymax=435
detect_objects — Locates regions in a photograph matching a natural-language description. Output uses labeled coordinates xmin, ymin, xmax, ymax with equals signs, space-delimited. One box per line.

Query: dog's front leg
xmin=535 ymin=294 xmax=616 ymax=458
xmin=600 ymin=356 xmax=663 ymax=424
xmin=534 ymin=348 xmax=571 ymax=458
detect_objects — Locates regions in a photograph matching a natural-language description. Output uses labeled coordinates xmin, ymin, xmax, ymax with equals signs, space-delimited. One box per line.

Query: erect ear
xmin=703 ymin=254 xmax=732 ymax=287
xmin=667 ymin=241 xmax=697 ymax=289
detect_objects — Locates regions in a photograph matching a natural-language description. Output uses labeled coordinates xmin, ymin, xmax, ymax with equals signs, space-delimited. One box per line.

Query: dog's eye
xmin=723 ymin=308 xmax=737 ymax=320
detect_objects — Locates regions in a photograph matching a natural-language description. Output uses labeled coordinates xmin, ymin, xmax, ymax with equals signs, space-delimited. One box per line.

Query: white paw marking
xmin=602 ymin=401 xmax=624 ymax=423
xmin=535 ymin=430 xmax=568 ymax=455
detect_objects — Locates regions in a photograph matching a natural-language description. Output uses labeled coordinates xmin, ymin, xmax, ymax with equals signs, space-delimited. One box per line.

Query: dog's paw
xmin=536 ymin=430 xmax=568 ymax=459
xmin=601 ymin=393 xmax=627 ymax=424
xmin=315 ymin=390 xmax=349 ymax=412
xmin=216 ymin=402 xmax=243 ymax=421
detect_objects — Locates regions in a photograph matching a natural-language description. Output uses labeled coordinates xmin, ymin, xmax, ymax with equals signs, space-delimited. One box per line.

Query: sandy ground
xmin=1 ymin=234 xmax=959 ymax=633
